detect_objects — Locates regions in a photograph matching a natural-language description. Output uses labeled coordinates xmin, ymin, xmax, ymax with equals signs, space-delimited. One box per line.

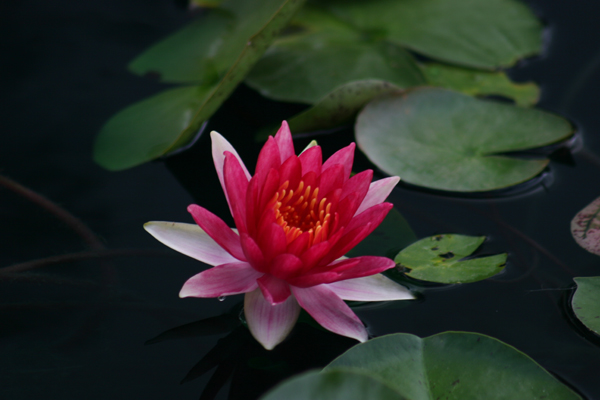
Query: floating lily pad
xmin=421 ymin=63 xmax=540 ymax=107
xmin=394 ymin=234 xmax=506 ymax=283
xmin=572 ymin=277 xmax=600 ymax=335
xmin=571 ymin=196 xmax=600 ymax=256
xmin=287 ymin=80 xmax=402 ymax=134
xmin=347 ymin=207 xmax=417 ymax=259
xmin=260 ymin=370 xmax=405 ymax=400
xmin=94 ymin=0 xmax=306 ymax=170
xmin=245 ymin=5 xmax=425 ymax=104
xmin=356 ymin=88 xmax=573 ymax=192
xmin=324 ymin=332 xmax=582 ymax=400
xmin=322 ymin=0 xmax=543 ymax=69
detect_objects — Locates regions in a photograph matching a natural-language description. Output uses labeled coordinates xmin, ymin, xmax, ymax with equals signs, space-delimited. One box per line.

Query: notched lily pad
xmin=394 ymin=234 xmax=507 ymax=283
xmin=356 ymin=88 xmax=574 ymax=192
xmin=572 ymin=276 xmax=600 ymax=335
xmin=324 ymin=332 xmax=582 ymax=400
xmin=571 ymin=196 xmax=600 ymax=256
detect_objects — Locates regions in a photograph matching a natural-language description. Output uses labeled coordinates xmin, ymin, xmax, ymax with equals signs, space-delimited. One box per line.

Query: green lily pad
xmin=421 ymin=63 xmax=540 ymax=107
xmin=245 ymin=5 xmax=425 ymax=104
xmin=323 ymin=0 xmax=543 ymax=69
xmin=355 ymin=88 xmax=574 ymax=192
xmin=347 ymin=207 xmax=417 ymax=259
xmin=394 ymin=234 xmax=506 ymax=284
xmin=571 ymin=196 xmax=600 ymax=256
xmin=572 ymin=277 xmax=600 ymax=335
xmin=260 ymin=370 xmax=406 ymax=400
xmin=287 ymin=80 xmax=402 ymax=134
xmin=325 ymin=332 xmax=582 ymax=400
xmin=94 ymin=0 xmax=306 ymax=170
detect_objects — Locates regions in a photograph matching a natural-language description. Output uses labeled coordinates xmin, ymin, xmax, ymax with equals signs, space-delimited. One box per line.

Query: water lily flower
xmin=145 ymin=121 xmax=414 ymax=350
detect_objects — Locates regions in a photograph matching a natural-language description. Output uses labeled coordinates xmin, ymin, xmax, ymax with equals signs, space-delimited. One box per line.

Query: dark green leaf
xmin=356 ymin=88 xmax=574 ymax=192
xmin=323 ymin=0 xmax=543 ymax=69
xmin=95 ymin=0 xmax=306 ymax=170
xmin=260 ymin=370 xmax=406 ymax=400
xmin=572 ymin=277 xmax=600 ymax=335
xmin=325 ymin=332 xmax=582 ymax=400
xmin=246 ymin=5 xmax=424 ymax=104
xmin=394 ymin=234 xmax=506 ymax=283
xmin=421 ymin=63 xmax=540 ymax=107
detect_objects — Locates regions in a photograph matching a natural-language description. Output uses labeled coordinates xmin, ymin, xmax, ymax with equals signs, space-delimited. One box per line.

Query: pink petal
xmin=355 ymin=177 xmax=400 ymax=216
xmin=240 ymin=233 xmax=267 ymax=272
xmin=274 ymin=121 xmax=295 ymax=163
xmin=144 ymin=222 xmax=239 ymax=266
xmin=341 ymin=170 xmax=373 ymax=203
xmin=298 ymin=145 xmax=322 ymax=176
xmin=245 ymin=176 xmax=260 ymax=237
xmin=322 ymin=142 xmax=355 ymax=180
xmin=254 ymin=137 xmax=281 ymax=188
xmin=258 ymin=168 xmax=280 ymax=213
xmin=224 ymin=152 xmax=249 ymax=234
xmin=319 ymin=224 xmax=374 ymax=266
xmin=345 ymin=202 xmax=393 ymax=234
xmin=257 ymin=274 xmax=292 ymax=304
xmin=270 ymin=253 xmax=304 ymax=280
xmin=258 ymin=222 xmax=287 ymax=264
xmin=211 ymin=131 xmax=251 ymax=213
xmin=287 ymin=231 xmax=310 ymax=256
xmin=278 ymin=155 xmax=302 ymax=189
xmin=291 ymin=285 xmax=367 ymax=343
xmin=326 ymin=274 xmax=414 ymax=301
xmin=179 ymin=262 xmax=261 ymax=298
xmin=187 ymin=204 xmax=246 ymax=261
xmin=244 ymin=288 xmax=300 ymax=350
xmin=318 ymin=164 xmax=345 ymax=200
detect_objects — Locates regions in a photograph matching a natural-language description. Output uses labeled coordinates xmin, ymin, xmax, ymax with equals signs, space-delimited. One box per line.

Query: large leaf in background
xmin=322 ymin=0 xmax=543 ymax=70
xmin=572 ymin=277 xmax=600 ymax=335
xmin=347 ymin=207 xmax=416 ymax=259
xmin=571 ymin=196 xmax=600 ymax=256
xmin=130 ymin=0 xmax=302 ymax=84
xmin=260 ymin=370 xmax=405 ymax=400
xmin=245 ymin=5 xmax=425 ymax=104
xmin=94 ymin=0 xmax=306 ymax=170
xmin=287 ymin=80 xmax=402 ymax=134
xmin=394 ymin=234 xmax=506 ymax=283
xmin=356 ymin=88 xmax=573 ymax=192
xmin=421 ymin=63 xmax=540 ymax=107
xmin=325 ymin=332 xmax=583 ymax=400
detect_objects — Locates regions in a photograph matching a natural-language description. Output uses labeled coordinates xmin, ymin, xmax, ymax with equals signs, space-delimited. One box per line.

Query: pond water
xmin=2 ymin=0 xmax=600 ymax=399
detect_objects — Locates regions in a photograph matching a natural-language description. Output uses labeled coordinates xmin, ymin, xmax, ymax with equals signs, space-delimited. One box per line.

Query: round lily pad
xmin=571 ymin=196 xmax=600 ymax=256
xmin=355 ymin=88 xmax=573 ymax=192
xmin=572 ymin=277 xmax=600 ymax=335
xmin=325 ymin=332 xmax=582 ymax=400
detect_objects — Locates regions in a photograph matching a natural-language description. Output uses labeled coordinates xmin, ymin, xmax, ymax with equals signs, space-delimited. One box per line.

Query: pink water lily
xmin=145 ymin=121 xmax=413 ymax=349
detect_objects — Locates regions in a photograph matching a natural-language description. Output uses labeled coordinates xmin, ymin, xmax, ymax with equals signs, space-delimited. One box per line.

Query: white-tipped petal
xmin=355 ymin=176 xmax=400 ymax=216
xmin=244 ymin=288 xmax=300 ymax=350
xmin=292 ymin=285 xmax=368 ymax=343
xmin=144 ymin=221 xmax=238 ymax=266
xmin=326 ymin=274 xmax=414 ymax=301
xmin=179 ymin=262 xmax=261 ymax=298
xmin=210 ymin=131 xmax=251 ymax=212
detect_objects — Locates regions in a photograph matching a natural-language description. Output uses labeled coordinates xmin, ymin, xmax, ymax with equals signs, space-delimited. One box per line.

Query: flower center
xmin=271 ymin=180 xmax=332 ymax=246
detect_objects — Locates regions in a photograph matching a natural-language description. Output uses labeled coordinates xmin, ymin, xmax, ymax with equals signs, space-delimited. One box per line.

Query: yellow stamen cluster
xmin=270 ymin=180 xmax=332 ymax=246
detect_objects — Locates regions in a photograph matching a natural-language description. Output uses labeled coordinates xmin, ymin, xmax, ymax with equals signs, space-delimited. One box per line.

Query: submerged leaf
xmin=394 ymin=234 xmax=506 ymax=283
xmin=287 ymin=80 xmax=402 ymax=134
xmin=571 ymin=196 xmax=600 ymax=256
xmin=94 ymin=0 xmax=306 ymax=170
xmin=322 ymin=0 xmax=543 ymax=69
xmin=245 ymin=5 xmax=425 ymax=104
xmin=356 ymin=88 xmax=573 ymax=192
xmin=324 ymin=332 xmax=582 ymax=400
xmin=421 ymin=63 xmax=540 ymax=107
xmin=572 ymin=277 xmax=600 ymax=335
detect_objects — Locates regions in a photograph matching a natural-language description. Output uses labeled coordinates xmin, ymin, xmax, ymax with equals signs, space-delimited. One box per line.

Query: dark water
xmin=2 ymin=1 xmax=600 ymax=399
